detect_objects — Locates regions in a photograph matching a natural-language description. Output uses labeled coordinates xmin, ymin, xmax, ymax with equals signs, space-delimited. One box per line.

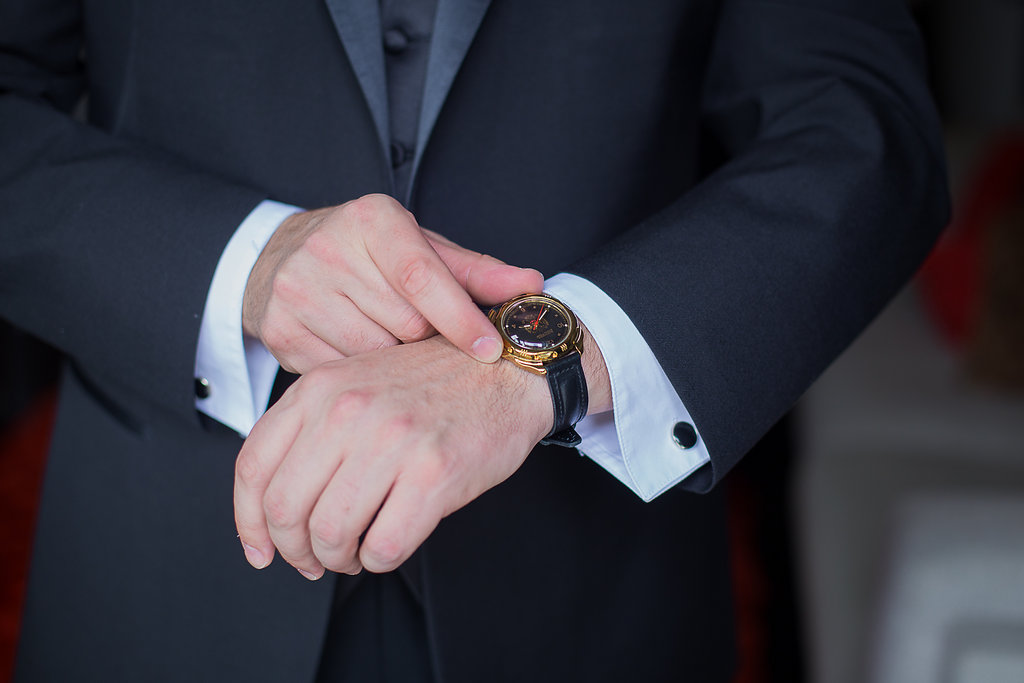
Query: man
xmin=1 ymin=0 xmax=948 ymax=680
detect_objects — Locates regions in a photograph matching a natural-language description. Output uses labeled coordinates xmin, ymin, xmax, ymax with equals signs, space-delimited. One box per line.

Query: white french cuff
xmin=194 ymin=199 xmax=299 ymax=436
xmin=544 ymin=273 xmax=711 ymax=502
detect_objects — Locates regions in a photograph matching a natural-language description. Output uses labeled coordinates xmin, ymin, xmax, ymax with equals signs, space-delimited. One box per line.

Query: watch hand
xmin=531 ymin=306 xmax=548 ymax=331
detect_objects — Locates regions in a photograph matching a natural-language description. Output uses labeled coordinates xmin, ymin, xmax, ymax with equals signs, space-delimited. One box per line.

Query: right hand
xmin=242 ymin=193 xmax=544 ymax=373
xmin=233 ymin=333 xmax=554 ymax=578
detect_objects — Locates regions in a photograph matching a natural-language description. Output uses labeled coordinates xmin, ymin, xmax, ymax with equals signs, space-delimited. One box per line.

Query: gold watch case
xmin=487 ymin=293 xmax=584 ymax=376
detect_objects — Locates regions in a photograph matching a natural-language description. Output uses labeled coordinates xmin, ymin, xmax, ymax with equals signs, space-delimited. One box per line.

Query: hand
xmin=242 ymin=193 xmax=544 ymax=373
xmin=233 ymin=335 xmax=555 ymax=578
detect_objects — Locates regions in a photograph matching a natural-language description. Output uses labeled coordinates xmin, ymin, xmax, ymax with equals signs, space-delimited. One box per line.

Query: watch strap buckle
xmin=539 ymin=427 xmax=583 ymax=448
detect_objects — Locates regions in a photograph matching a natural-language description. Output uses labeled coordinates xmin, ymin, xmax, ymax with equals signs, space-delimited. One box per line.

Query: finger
xmin=358 ymin=459 xmax=448 ymax=574
xmin=273 ymin=328 xmax=346 ymax=375
xmin=234 ymin=399 xmax=304 ymax=570
xmin=260 ymin=241 xmax=399 ymax=365
xmin=330 ymin=265 xmax=438 ymax=344
xmin=298 ymin=293 xmax=402 ymax=357
xmin=308 ymin=449 xmax=397 ymax=575
xmin=260 ymin=300 xmax=346 ymax=373
xmin=261 ymin=387 xmax=369 ymax=580
xmin=372 ymin=229 xmax=505 ymax=363
xmin=426 ymin=235 xmax=544 ymax=305
xmin=300 ymin=195 xmax=438 ymax=345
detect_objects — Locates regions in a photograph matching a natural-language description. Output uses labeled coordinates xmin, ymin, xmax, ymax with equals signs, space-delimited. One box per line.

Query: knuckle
xmin=263 ymin=489 xmax=301 ymax=531
xmin=326 ymin=389 xmax=372 ymax=423
xmin=297 ymin=365 xmax=327 ymax=392
xmin=269 ymin=268 xmax=299 ymax=301
xmin=279 ymin=356 xmax=310 ymax=376
xmin=393 ymin=308 xmax=433 ymax=342
xmin=342 ymin=193 xmax=389 ymax=225
xmin=234 ymin=453 xmax=264 ymax=490
xmin=260 ymin=320 xmax=292 ymax=355
xmin=395 ymin=254 xmax=437 ymax=299
xmin=309 ymin=513 xmax=353 ymax=552
xmin=299 ymin=360 xmax=342 ymax=387
xmin=302 ymin=228 xmax=341 ymax=265
xmin=339 ymin=196 xmax=369 ymax=224
xmin=470 ymin=251 xmax=494 ymax=272
xmin=362 ymin=536 xmax=403 ymax=571
xmin=377 ymin=413 xmax=416 ymax=443
xmin=298 ymin=363 xmax=341 ymax=394
xmin=372 ymin=335 xmax=398 ymax=352
xmin=465 ymin=252 xmax=494 ymax=284
xmin=341 ymin=326 xmax=396 ymax=355
xmin=262 ymin=331 xmax=312 ymax=374
xmin=478 ymin=252 xmax=501 ymax=264
xmin=414 ymin=448 xmax=457 ymax=488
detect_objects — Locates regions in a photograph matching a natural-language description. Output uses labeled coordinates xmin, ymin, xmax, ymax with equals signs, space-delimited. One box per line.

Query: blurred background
xmin=794 ymin=1 xmax=1024 ymax=682
xmin=1 ymin=0 xmax=1022 ymax=681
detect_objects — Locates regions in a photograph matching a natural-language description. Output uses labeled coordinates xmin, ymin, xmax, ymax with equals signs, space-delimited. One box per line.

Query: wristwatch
xmin=487 ymin=293 xmax=588 ymax=447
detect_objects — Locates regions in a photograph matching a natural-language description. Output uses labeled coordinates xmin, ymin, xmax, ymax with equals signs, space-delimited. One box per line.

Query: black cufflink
xmin=672 ymin=421 xmax=697 ymax=449
xmin=194 ymin=377 xmax=211 ymax=399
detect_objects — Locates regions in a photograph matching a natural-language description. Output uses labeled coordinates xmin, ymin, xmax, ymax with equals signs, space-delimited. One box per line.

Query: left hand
xmin=233 ymin=335 xmax=554 ymax=579
xmin=242 ymin=195 xmax=544 ymax=373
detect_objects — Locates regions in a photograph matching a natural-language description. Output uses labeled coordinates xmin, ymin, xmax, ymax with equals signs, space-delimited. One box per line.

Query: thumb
xmin=426 ymin=233 xmax=544 ymax=305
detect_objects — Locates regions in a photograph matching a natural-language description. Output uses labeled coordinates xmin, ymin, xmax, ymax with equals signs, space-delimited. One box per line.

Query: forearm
xmin=0 ymin=93 xmax=269 ymax=419
xmin=547 ymin=275 xmax=710 ymax=500
xmin=567 ymin=0 xmax=949 ymax=489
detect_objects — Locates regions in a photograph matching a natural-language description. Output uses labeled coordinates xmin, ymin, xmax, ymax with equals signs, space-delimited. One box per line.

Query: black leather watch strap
xmin=539 ymin=352 xmax=588 ymax=447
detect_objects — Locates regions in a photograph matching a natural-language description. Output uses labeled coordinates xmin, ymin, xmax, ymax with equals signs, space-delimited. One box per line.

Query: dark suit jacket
xmin=1 ymin=0 xmax=948 ymax=680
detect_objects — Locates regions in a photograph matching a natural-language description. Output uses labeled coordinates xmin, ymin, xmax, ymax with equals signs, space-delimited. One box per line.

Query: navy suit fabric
xmin=0 ymin=1 xmax=948 ymax=680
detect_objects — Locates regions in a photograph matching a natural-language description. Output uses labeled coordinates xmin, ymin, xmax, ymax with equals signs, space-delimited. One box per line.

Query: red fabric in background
xmin=0 ymin=392 xmax=54 ymax=683
xmin=729 ymin=477 xmax=769 ymax=683
xmin=919 ymin=134 xmax=1024 ymax=346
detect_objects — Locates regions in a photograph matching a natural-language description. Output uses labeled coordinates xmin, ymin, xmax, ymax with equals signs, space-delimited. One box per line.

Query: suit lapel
xmin=322 ymin=0 xmax=493 ymax=203
xmin=323 ymin=0 xmax=391 ymax=168
xmin=408 ymin=0 xmax=492 ymax=203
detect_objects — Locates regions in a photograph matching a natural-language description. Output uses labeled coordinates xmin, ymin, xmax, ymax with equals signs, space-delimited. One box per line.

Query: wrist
xmin=241 ymin=208 xmax=322 ymax=340
xmin=492 ymin=346 xmax=554 ymax=445
xmin=579 ymin=322 xmax=612 ymax=416
xmin=423 ymin=334 xmax=553 ymax=445
xmin=485 ymin=293 xmax=603 ymax=446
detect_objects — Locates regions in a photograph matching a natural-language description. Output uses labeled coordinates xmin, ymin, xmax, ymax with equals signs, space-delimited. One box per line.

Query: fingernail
xmin=240 ymin=541 xmax=269 ymax=569
xmin=471 ymin=335 xmax=502 ymax=363
xmin=298 ymin=569 xmax=320 ymax=581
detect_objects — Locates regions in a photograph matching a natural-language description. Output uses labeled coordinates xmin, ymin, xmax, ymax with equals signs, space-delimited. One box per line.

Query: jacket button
xmin=390 ymin=141 xmax=411 ymax=168
xmin=194 ymin=377 xmax=211 ymax=399
xmin=383 ymin=27 xmax=410 ymax=54
xmin=672 ymin=421 xmax=697 ymax=449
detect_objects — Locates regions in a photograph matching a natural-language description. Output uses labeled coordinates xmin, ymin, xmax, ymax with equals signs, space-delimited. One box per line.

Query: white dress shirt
xmin=195 ymin=200 xmax=710 ymax=501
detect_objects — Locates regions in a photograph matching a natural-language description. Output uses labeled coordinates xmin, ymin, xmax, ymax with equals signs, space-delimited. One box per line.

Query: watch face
xmin=501 ymin=297 xmax=571 ymax=351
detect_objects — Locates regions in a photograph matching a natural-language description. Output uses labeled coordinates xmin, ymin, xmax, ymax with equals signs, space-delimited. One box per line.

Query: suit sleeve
xmin=568 ymin=0 xmax=950 ymax=492
xmin=0 ymin=0 xmax=266 ymax=422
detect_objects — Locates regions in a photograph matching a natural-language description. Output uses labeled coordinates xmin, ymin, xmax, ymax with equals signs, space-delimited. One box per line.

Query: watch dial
xmin=502 ymin=299 xmax=570 ymax=350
